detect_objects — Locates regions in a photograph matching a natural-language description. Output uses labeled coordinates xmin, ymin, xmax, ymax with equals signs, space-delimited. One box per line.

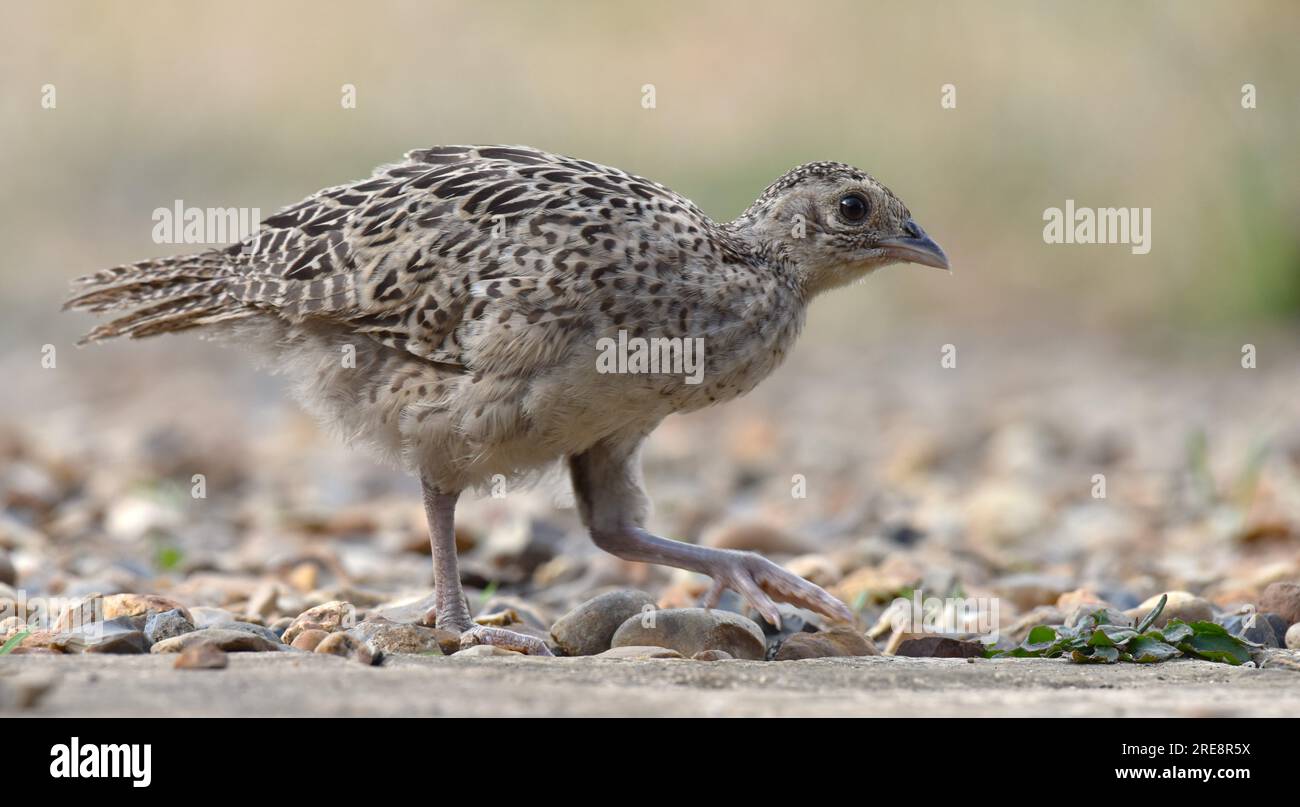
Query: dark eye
xmin=838 ymin=193 xmax=869 ymax=223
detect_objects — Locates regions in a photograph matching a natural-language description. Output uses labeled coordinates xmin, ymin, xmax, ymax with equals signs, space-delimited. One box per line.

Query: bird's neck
xmin=720 ymin=215 xmax=868 ymax=302
xmin=716 ymin=219 xmax=808 ymax=304
xmin=800 ymin=261 xmax=881 ymax=298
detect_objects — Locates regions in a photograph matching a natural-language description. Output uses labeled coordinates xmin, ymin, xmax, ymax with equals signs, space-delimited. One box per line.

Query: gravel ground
xmin=3 ymin=328 xmax=1300 ymax=716
xmin=5 ymin=653 xmax=1300 ymax=718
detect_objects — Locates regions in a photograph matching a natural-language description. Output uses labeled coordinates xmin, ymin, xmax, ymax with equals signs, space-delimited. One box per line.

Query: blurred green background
xmin=2 ymin=0 xmax=1297 ymax=347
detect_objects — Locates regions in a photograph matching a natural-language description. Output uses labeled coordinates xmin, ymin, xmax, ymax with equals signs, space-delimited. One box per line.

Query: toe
xmin=460 ymin=625 xmax=554 ymax=656
xmin=754 ymin=561 xmax=854 ymax=624
xmin=734 ymin=572 xmax=782 ymax=629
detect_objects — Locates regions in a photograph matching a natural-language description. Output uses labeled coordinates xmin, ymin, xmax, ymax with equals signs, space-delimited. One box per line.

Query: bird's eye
xmin=838 ymin=193 xmax=869 ymax=223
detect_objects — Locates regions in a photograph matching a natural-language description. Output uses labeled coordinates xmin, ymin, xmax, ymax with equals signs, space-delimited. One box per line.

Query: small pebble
xmin=1260 ymin=582 xmax=1300 ymax=627
xmin=212 ymin=621 xmax=281 ymax=645
xmin=453 ymin=644 xmax=523 ymax=658
xmin=348 ymin=618 xmax=457 ymax=655
xmin=994 ymin=573 xmax=1075 ymax=611
xmin=311 ymin=631 xmax=379 ymax=664
xmin=291 ymin=629 xmax=330 ymax=652
xmin=85 ymin=629 xmax=150 ymax=655
xmin=0 ymin=550 xmax=15 ymax=586
xmin=313 ymin=631 xmax=359 ymax=657
xmin=286 ymin=562 xmax=319 ymax=593
xmin=246 ymin=583 xmax=280 ymax=619
xmin=1221 ymin=611 xmax=1285 ymax=648
xmin=1123 ymin=591 xmax=1214 ymax=628
xmin=775 ymin=627 xmax=879 ymax=660
xmin=188 ymin=606 xmax=238 ymax=629
xmin=151 ymin=628 xmax=283 ymax=653
xmin=281 ymin=601 xmax=356 ymax=645
xmin=596 ymin=645 xmax=685 ymax=660
xmin=473 ymin=608 xmax=522 ymax=627
xmin=478 ymin=596 xmax=550 ymax=630
xmin=269 ymin=616 xmax=294 ymax=637
xmin=691 ymin=649 xmax=733 ymax=661
xmin=54 ymin=616 xmax=146 ymax=654
xmin=890 ymin=634 xmax=985 ymax=659
xmin=550 ymin=589 xmax=656 ymax=656
xmin=610 ymin=608 xmax=766 ymax=660
xmin=102 ymin=593 xmax=192 ymax=624
xmin=173 ymin=643 xmax=228 ymax=670
xmin=144 ymin=609 xmax=195 ymax=645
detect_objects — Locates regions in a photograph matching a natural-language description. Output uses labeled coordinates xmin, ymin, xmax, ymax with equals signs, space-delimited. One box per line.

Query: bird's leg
xmin=568 ymin=439 xmax=853 ymax=629
xmin=420 ymin=476 xmax=552 ymax=656
xmin=422 ymin=483 xmax=472 ymax=631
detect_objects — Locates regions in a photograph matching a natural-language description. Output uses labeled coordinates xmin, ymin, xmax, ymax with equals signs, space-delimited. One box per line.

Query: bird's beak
xmin=878 ymin=218 xmax=950 ymax=271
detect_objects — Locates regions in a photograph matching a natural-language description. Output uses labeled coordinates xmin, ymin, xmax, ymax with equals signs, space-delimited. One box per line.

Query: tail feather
xmin=66 ymin=251 xmax=251 ymax=343
xmin=121 ymin=303 xmax=254 ymax=341
xmin=70 ymin=252 xmax=228 ymax=287
xmin=64 ymin=277 xmax=230 ymax=313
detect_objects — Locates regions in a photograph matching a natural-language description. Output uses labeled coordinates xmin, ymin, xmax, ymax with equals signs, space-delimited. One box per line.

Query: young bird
xmin=66 ymin=146 xmax=949 ymax=655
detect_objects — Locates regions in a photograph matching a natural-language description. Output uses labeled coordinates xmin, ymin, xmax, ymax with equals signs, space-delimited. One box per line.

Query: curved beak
xmin=878 ymin=218 xmax=950 ymax=271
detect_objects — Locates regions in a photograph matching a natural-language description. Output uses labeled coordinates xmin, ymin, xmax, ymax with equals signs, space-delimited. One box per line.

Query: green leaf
xmin=1128 ymin=636 xmax=1181 ymax=663
xmin=1179 ymin=633 xmax=1251 ymax=666
xmin=1086 ymin=625 xmax=1138 ymax=648
xmin=1072 ymin=646 xmax=1119 ymax=664
xmin=994 ymin=647 xmax=1036 ymax=658
xmin=1135 ymin=594 xmax=1168 ymax=634
xmin=989 ymin=596 xmax=1254 ymax=666
xmin=1089 ymin=609 xmax=1114 ymax=626
xmin=990 ymin=624 xmax=1074 ymax=659
xmin=1152 ymin=622 xmax=1194 ymax=644
xmin=1099 ymin=625 xmax=1139 ymax=644
xmin=1027 ymin=625 xmax=1057 ymax=646
xmin=0 ymin=630 xmax=30 ymax=656
xmin=1186 ymin=620 xmax=1230 ymax=637
xmin=994 ymin=643 xmax=1048 ymax=659
xmin=1053 ymin=625 xmax=1080 ymax=643
xmin=1087 ymin=629 xmax=1116 ymax=647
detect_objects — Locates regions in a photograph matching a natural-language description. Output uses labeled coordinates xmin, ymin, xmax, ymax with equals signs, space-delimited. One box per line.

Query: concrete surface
xmin=4 ymin=653 xmax=1300 ymax=717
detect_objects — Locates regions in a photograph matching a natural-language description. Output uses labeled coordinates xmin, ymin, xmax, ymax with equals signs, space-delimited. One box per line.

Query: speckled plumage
xmin=67 ymin=145 xmax=948 ymax=639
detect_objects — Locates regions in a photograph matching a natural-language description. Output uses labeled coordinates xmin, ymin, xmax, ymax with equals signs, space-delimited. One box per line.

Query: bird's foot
xmin=458 ymin=624 xmax=554 ymax=656
xmin=699 ymin=549 xmax=853 ymax=629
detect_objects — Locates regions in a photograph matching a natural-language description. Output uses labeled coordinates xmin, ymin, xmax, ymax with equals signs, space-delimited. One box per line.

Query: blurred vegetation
xmin=1 ymin=0 xmax=1297 ymax=344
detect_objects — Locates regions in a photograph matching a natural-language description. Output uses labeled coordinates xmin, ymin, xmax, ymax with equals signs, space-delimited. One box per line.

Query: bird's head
xmin=733 ymin=161 xmax=949 ymax=296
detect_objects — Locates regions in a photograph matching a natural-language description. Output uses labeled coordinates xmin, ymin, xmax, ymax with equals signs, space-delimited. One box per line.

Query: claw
xmin=699 ymin=550 xmax=853 ymax=629
xmin=758 ymin=566 xmax=853 ymax=624
xmin=737 ymin=574 xmax=782 ymax=629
